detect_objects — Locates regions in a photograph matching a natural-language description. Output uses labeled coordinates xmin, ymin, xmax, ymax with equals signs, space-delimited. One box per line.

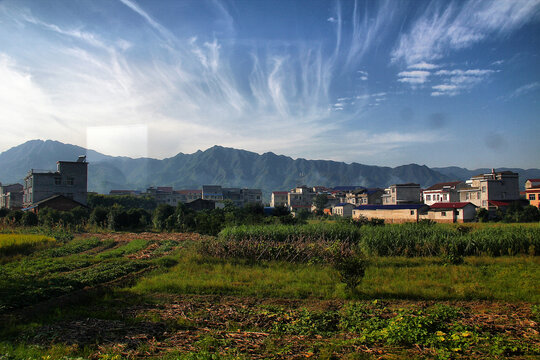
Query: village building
xmin=345 ymin=188 xmax=384 ymax=206
xmin=23 ymin=156 xmax=88 ymax=208
xmin=270 ymin=191 xmax=288 ymax=207
xmin=525 ymin=179 xmax=540 ymax=208
xmin=381 ymin=183 xmax=421 ymax=205
xmin=422 ymin=181 xmax=464 ymax=206
xmin=332 ymin=203 xmax=355 ymax=218
xmin=423 ymin=202 xmax=477 ymax=223
xmin=0 ymin=183 xmax=24 ymax=210
xmin=458 ymin=169 xmax=520 ymax=209
xmin=288 ymin=186 xmax=315 ymax=212
xmin=352 ymin=204 xmax=429 ymax=224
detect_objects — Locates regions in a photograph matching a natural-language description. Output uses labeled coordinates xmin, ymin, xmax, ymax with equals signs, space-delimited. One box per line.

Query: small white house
xmin=332 ymin=203 xmax=355 ymax=218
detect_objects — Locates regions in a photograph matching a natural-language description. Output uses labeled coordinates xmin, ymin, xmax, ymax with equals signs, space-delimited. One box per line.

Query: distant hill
xmin=1 ymin=140 xmax=537 ymax=200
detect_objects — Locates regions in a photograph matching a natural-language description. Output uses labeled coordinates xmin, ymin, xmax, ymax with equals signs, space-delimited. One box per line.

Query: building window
xmin=65 ymin=177 xmax=74 ymax=185
xmin=410 ymin=210 xmax=414 ymax=215
xmin=441 ymin=211 xmax=446 ymax=216
xmin=482 ymin=186 xmax=486 ymax=193
xmin=482 ymin=200 xmax=487 ymax=207
xmin=466 ymin=192 xmax=470 ymax=200
xmin=529 ymin=194 xmax=536 ymax=201
xmin=54 ymin=177 xmax=61 ymax=185
xmin=426 ymin=195 xmax=431 ymax=201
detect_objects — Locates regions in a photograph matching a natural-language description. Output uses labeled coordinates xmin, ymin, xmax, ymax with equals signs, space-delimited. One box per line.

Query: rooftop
xmin=430 ymin=202 xmax=475 ymax=209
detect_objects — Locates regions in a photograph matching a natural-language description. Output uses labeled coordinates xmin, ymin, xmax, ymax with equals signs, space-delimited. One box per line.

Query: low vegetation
xmin=0 ymin=213 xmax=538 ymax=359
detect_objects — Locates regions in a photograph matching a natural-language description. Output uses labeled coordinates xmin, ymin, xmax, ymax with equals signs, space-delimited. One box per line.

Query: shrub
xmin=20 ymin=211 xmax=38 ymax=227
xmin=332 ymin=248 xmax=368 ymax=292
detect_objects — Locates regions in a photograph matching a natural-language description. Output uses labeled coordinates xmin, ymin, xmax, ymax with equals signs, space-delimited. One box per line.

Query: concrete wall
xmin=352 ymin=208 xmax=419 ymax=223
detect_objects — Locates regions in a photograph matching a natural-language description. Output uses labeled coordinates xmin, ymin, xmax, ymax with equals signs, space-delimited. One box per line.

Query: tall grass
xmin=217 ymin=222 xmax=540 ymax=258
xmin=0 ymin=234 xmax=56 ymax=257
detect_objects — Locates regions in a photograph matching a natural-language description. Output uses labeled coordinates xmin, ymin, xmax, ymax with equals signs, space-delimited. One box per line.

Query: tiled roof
xmin=430 ymin=202 xmax=475 ymax=209
xmin=354 ymin=204 xmax=428 ymax=210
xmin=425 ymin=181 xmax=462 ymax=191
xmin=175 ymin=190 xmax=202 ymax=194
xmin=527 ymin=178 xmax=540 ymax=182
xmin=488 ymin=200 xmax=510 ymax=207
xmin=272 ymin=191 xmax=289 ymax=195
xmin=335 ymin=202 xmax=354 ymax=207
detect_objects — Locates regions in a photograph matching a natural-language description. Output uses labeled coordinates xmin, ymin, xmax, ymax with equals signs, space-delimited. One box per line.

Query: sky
xmin=0 ymin=0 xmax=539 ymax=169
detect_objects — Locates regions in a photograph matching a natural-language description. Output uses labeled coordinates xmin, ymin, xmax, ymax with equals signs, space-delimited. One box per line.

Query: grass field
xmin=0 ymin=233 xmax=56 ymax=258
xmin=0 ymin=228 xmax=539 ymax=359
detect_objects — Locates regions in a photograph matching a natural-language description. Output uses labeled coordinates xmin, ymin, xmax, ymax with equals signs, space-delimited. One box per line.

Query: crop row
xmin=216 ymin=222 xmax=540 ymax=259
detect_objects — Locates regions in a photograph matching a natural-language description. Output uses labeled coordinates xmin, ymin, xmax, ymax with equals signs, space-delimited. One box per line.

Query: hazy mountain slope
xmin=2 ymin=140 xmax=536 ymax=197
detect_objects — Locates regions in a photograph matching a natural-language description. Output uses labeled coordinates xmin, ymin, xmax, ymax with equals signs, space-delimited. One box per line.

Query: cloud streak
xmin=392 ymin=0 xmax=540 ymax=65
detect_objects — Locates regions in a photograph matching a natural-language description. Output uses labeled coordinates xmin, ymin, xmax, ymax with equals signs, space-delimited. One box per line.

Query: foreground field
xmin=0 ymin=230 xmax=539 ymax=359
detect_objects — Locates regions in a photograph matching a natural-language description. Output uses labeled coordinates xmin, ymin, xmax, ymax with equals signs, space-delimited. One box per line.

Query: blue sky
xmin=0 ymin=0 xmax=539 ymax=168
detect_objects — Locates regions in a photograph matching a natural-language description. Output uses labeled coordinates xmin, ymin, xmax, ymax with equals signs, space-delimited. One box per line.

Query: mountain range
xmin=1 ymin=140 xmax=539 ymax=200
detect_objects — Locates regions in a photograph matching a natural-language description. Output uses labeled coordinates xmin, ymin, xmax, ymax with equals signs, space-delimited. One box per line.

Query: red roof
xmin=526 ymin=187 xmax=540 ymax=192
xmin=157 ymin=187 xmax=173 ymax=192
xmin=430 ymin=202 xmax=474 ymax=209
xmin=174 ymin=190 xmax=202 ymax=194
xmin=527 ymin=179 xmax=540 ymax=182
xmin=488 ymin=200 xmax=510 ymax=207
xmin=272 ymin=191 xmax=288 ymax=195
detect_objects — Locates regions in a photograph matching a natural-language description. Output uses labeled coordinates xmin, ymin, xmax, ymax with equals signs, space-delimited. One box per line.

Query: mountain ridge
xmin=1 ymin=140 xmax=539 ymax=198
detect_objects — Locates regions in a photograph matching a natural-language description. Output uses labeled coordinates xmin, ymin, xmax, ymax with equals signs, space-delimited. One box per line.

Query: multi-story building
xmin=202 ymin=185 xmax=224 ymax=201
xmin=345 ymin=188 xmax=384 ymax=206
xmin=202 ymin=185 xmax=262 ymax=206
xmin=23 ymin=156 xmax=88 ymax=207
xmin=270 ymin=191 xmax=288 ymax=207
xmin=458 ymin=169 xmax=520 ymax=209
xmin=525 ymin=178 xmax=540 ymax=208
xmin=288 ymin=186 xmax=315 ymax=212
xmin=422 ymin=181 xmax=464 ymax=206
xmin=175 ymin=190 xmax=202 ymax=203
xmin=0 ymin=183 xmax=23 ymax=210
xmin=381 ymin=183 xmax=421 ymax=205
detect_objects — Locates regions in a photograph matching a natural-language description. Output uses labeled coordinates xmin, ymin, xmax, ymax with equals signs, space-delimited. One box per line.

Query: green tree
xmin=153 ymin=204 xmax=175 ymax=230
xmin=21 ymin=211 xmax=38 ymax=226
xmin=313 ymin=194 xmax=329 ymax=215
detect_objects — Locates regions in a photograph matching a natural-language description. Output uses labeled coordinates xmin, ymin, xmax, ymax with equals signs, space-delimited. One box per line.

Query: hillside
xmin=1 ymin=140 xmax=537 ymax=198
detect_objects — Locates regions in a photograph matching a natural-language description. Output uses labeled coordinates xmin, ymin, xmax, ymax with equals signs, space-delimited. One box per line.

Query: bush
xmin=89 ymin=206 xmax=108 ymax=227
xmin=332 ymin=249 xmax=368 ymax=292
xmin=20 ymin=211 xmax=38 ymax=227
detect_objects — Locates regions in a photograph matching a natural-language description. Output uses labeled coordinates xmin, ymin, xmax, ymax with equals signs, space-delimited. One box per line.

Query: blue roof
xmin=335 ymin=202 xmax=354 ymax=207
xmin=333 ymin=186 xmax=365 ymax=191
xmin=354 ymin=204 xmax=428 ymax=210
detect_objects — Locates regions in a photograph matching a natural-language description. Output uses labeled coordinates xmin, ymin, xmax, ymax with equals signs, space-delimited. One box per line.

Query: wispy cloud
xmin=508 ymin=82 xmax=540 ymax=99
xmin=409 ymin=62 xmax=439 ymax=70
xmin=397 ymin=70 xmax=431 ymax=84
xmin=118 ymin=0 xmax=176 ymax=43
xmin=392 ymin=0 xmax=540 ymax=65
xmin=431 ymin=68 xmax=496 ymax=96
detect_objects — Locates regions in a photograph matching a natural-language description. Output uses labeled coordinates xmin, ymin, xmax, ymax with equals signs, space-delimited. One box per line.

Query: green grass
xmin=96 ymin=238 xmax=150 ymax=259
xmin=131 ymin=247 xmax=540 ymax=302
xmin=0 ymin=234 xmax=56 ymax=257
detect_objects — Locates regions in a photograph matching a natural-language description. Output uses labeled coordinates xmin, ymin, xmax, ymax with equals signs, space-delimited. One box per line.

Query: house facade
xmin=352 ymin=204 xmax=429 ymax=224
xmin=345 ymin=188 xmax=384 ymax=206
xmin=23 ymin=156 xmax=88 ymax=208
xmin=270 ymin=191 xmax=288 ymax=207
xmin=525 ymin=179 xmax=540 ymax=208
xmin=288 ymin=186 xmax=315 ymax=212
xmin=382 ymin=183 xmax=421 ymax=205
xmin=458 ymin=169 xmax=520 ymax=209
xmin=422 ymin=202 xmax=477 ymax=223
xmin=0 ymin=183 xmax=23 ymax=210
xmin=332 ymin=203 xmax=355 ymax=218
xmin=422 ymin=181 xmax=463 ymax=206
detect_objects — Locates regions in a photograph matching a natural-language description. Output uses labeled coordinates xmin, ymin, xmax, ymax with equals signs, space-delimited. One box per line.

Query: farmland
xmin=0 ymin=224 xmax=539 ymax=359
